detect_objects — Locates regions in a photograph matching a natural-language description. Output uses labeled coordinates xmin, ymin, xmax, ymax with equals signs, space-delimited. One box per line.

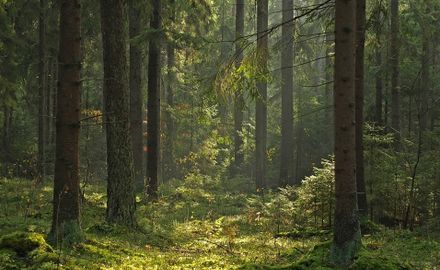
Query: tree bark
xmin=2 ymin=106 xmax=13 ymax=175
xmin=330 ymin=0 xmax=361 ymax=265
xmin=355 ymin=0 xmax=368 ymax=218
xmin=279 ymin=0 xmax=294 ymax=187
xmin=232 ymin=0 xmax=245 ymax=175
xmin=163 ymin=0 xmax=176 ymax=181
xmin=375 ymin=48 xmax=383 ymax=125
xmin=419 ymin=37 xmax=430 ymax=132
xmin=100 ymin=0 xmax=136 ymax=226
xmin=255 ymin=0 xmax=268 ymax=190
xmin=390 ymin=0 xmax=401 ymax=150
xmin=129 ymin=0 xmax=144 ymax=191
xmin=49 ymin=0 xmax=82 ymax=244
xmin=146 ymin=0 xmax=162 ymax=199
xmin=38 ymin=0 xmax=47 ymax=181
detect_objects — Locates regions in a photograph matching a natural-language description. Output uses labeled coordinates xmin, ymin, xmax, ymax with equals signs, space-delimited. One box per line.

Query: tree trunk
xmin=38 ymin=0 xmax=47 ymax=181
xmin=146 ymin=0 xmax=162 ymax=199
xmin=232 ymin=0 xmax=245 ymax=175
xmin=295 ymin=86 xmax=305 ymax=184
xmin=330 ymin=0 xmax=361 ymax=265
xmin=2 ymin=106 xmax=13 ymax=175
xmin=419 ymin=37 xmax=430 ymax=132
xmin=129 ymin=0 xmax=144 ymax=191
xmin=279 ymin=0 xmax=294 ymax=187
xmin=355 ymin=0 xmax=368 ymax=218
xmin=100 ymin=0 xmax=136 ymax=226
xmin=255 ymin=0 xmax=268 ymax=190
xmin=390 ymin=0 xmax=401 ymax=150
xmin=49 ymin=0 xmax=82 ymax=244
xmin=375 ymin=48 xmax=383 ymax=126
xmin=164 ymin=0 xmax=176 ymax=181
xmin=46 ymin=57 xmax=54 ymax=148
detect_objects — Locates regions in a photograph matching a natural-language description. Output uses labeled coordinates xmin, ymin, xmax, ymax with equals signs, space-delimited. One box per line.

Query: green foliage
xmin=294 ymin=157 xmax=335 ymax=228
xmin=242 ymin=240 xmax=415 ymax=270
xmin=1 ymin=178 xmax=440 ymax=269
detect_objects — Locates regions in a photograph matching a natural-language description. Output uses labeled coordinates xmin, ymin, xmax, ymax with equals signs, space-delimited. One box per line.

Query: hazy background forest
xmin=1 ymin=0 xmax=440 ymax=269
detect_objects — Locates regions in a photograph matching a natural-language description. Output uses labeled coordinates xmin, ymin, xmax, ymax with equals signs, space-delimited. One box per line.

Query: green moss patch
xmin=0 ymin=232 xmax=52 ymax=255
xmin=0 ymin=232 xmax=58 ymax=269
xmin=241 ymin=241 xmax=414 ymax=270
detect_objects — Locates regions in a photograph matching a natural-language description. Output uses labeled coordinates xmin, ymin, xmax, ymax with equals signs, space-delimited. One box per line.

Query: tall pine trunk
xmin=375 ymin=48 xmax=383 ymax=125
xmin=49 ymin=0 xmax=82 ymax=244
xmin=146 ymin=0 xmax=162 ymax=199
xmin=331 ymin=0 xmax=361 ymax=265
xmin=129 ymin=0 xmax=144 ymax=191
xmin=279 ymin=0 xmax=294 ymax=187
xmin=232 ymin=0 xmax=245 ymax=175
xmin=355 ymin=0 xmax=368 ymax=218
xmin=390 ymin=0 xmax=401 ymax=149
xmin=419 ymin=36 xmax=430 ymax=132
xmin=255 ymin=0 xmax=268 ymax=190
xmin=101 ymin=0 xmax=136 ymax=226
xmin=2 ymin=107 xmax=12 ymax=175
xmin=38 ymin=0 xmax=47 ymax=181
xmin=164 ymin=0 xmax=175 ymax=181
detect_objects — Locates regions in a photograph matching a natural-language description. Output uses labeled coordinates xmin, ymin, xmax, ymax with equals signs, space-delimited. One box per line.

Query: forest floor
xmin=0 ymin=177 xmax=440 ymax=270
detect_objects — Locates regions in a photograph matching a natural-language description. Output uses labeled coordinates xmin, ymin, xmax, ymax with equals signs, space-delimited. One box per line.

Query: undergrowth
xmin=0 ymin=177 xmax=439 ymax=269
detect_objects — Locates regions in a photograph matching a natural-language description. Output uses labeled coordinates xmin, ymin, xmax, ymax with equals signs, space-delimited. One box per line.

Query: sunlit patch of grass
xmin=1 ymin=178 xmax=440 ymax=269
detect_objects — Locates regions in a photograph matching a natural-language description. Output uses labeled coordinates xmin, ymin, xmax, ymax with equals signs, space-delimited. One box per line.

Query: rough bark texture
xmin=232 ymin=0 xmax=245 ymax=175
xmin=164 ymin=0 xmax=175 ymax=181
xmin=255 ymin=0 xmax=268 ymax=190
xmin=375 ymin=48 xmax=383 ymax=125
xmin=390 ymin=0 xmax=401 ymax=149
xmin=355 ymin=0 xmax=368 ymax=218
xmin=49 ymin=0 xmax=82 ymax=244
xmin=100 ymin=0 xmax=136 ymax=226
xmin=38 ymin=0 xmax=47 ymax=181
xmin=147 ymin=0 xmax=162 ymax=199
xmin=129 ymin=0 xmax=144 ymax=191
xmin=279 ymin=0 xmax=294 ymax=187
xmin=46 ymin=57 xmax=54 ymax=147
xmin=331 ymin=0 xmax=361 ymax=266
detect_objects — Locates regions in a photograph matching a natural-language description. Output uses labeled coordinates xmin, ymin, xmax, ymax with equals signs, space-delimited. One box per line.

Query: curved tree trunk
xmin=101 ymin=0 xmax=136 ymax=226
xmin=331 ymin=0 xmax=361 ymax=266
xmin=279 ymin=0 xmax=294 ymax=187
xmin=50 ymin=0 xmax=82 ymax=244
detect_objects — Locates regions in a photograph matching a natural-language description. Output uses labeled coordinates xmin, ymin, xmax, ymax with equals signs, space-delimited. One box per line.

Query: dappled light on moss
xmin=0 ymin=232 xmax=58 ymax=269
xmin=0 ymin=179 xmax=439 ymax=269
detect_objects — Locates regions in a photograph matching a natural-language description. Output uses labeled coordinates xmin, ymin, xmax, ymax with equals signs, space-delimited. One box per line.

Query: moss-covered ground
xmin=0 ymin=177 xmax=439 ymax=269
